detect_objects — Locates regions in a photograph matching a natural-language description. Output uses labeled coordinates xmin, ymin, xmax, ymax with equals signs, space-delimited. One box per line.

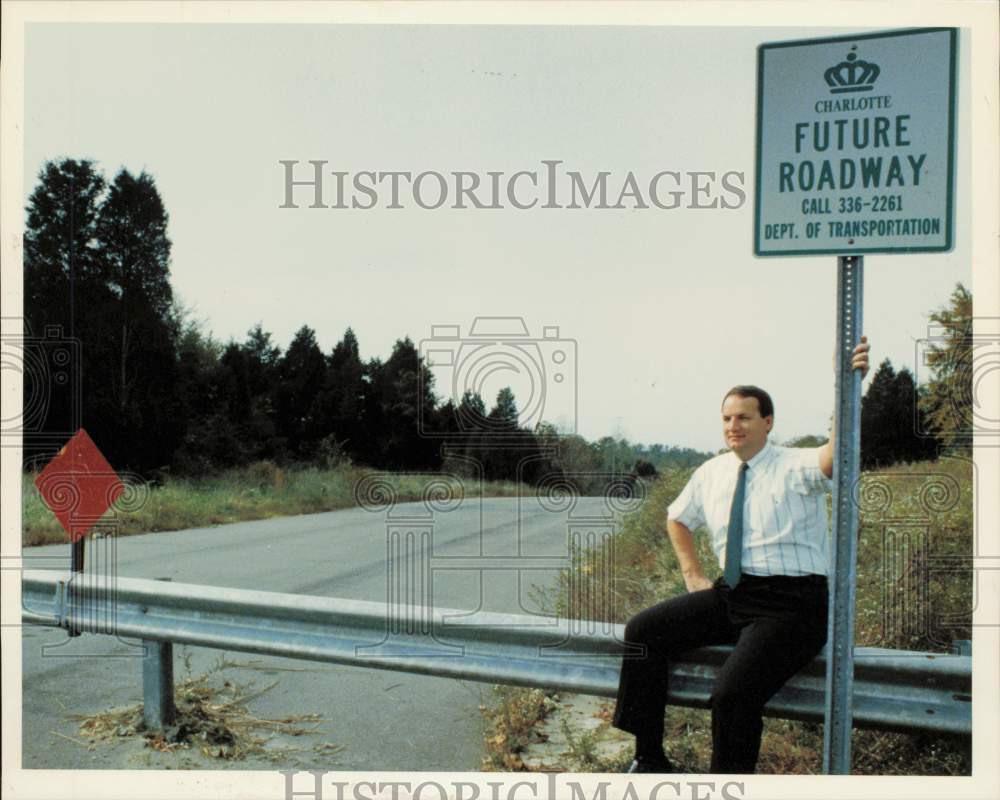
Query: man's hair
xmin=722 ymin=385 xmax=774 ymax=419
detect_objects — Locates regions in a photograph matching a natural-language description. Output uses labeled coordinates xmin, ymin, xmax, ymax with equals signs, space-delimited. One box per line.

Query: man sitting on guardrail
xmin=612 ymin=337 xmax=870 ymax=774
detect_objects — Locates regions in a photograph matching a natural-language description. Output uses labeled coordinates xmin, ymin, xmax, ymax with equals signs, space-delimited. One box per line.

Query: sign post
xmin=825 ymin=253 xmax=864 ymax=773
xmin=754 ymin=28 xmax=957 ymax=774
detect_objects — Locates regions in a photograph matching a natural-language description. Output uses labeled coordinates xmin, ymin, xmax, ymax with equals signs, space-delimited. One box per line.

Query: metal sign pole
xmin=68 ymin=183 xmax=84 ymax=637
xmin=823 ymin=254 xmax=864 ymax=774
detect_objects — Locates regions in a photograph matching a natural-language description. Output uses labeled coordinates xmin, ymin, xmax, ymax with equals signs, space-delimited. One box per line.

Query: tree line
xmin=22 ymin=159 xmax=714 ymax=485
xmin=23 ymin=159 xmax=970 ymax=482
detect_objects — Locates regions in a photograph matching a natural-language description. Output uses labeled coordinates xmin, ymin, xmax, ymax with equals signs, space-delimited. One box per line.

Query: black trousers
xmin=612 ymin=573 xmax=829 ymax=774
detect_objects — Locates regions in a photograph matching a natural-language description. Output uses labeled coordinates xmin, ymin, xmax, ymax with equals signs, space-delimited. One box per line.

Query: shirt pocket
xmin=756 ymin=490 xmax=785 ymax=537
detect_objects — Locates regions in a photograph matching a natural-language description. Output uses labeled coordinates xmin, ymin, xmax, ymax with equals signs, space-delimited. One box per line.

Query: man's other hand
xmin=832 ymin=335 xmax=871 ymax=378
xmin=685 ymin=574 xmax=714 ymax=593
xmin=852 ymin=335 xmax=871 ymax=378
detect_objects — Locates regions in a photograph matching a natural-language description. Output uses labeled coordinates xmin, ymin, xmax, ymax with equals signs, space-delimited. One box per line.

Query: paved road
xmin=20 ymin=495 xmax=621 ymax=771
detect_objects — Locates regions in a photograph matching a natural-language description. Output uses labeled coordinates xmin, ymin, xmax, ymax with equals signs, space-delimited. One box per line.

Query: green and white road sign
xmin=754 ymin=28 xmax=957 ymax=256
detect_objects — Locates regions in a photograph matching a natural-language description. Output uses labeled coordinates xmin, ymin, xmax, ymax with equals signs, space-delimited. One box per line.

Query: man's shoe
xmin=625 ymin=755 xmax=675 ymax=774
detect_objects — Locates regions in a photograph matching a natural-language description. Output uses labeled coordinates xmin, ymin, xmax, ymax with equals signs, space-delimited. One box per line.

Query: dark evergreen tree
xmin=893 ymin=366 xmax=938 ymax=464
xmin=358 ymin=357 xmax=387 ymax=466
xmin=488 ymin=387 xmax=519 ymax=431
xmin=240 ymin=324 xmax=283 ymax=460
xmin=22 ymin=159 xmax=107 ymax=462
xmin=311 ymin=328 xmax=367 ymax=459
xmin=208 ymin=325 xmax=282 ymax=465
xmin=23 ymin=159 xmax=106 ymax=332
xmin=244 ymin=323 xmax=282 ymax=399
xmin=375 ymin=338 xmax=440 ymax=470
xmin=861 ymin=359 xmax=938 ymax=468
xmin=861 ymin=359 xmax=898 ymax=469
xmin=89 ymin=169 xmax=182 ymax=471
xmin=219 ymin=342 xmax=253 ymax=428
xmin=456 ymin=390 xmax=488 ymax=430
xmin=481 ymin=387 xmax=524 ymax=480
xmin=172 ymin=317 xmax=238 ymax=473
xmin=274 ymin=325 xmax=327 ymax=460
xmin=439 ymin=390 xmax=488 ymax=478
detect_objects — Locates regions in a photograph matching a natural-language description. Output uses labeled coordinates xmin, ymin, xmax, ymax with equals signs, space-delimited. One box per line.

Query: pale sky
xmin=21 ymin=22 xmax=973 ymax=451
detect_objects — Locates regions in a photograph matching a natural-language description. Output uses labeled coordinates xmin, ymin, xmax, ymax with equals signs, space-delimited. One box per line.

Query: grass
xmin=65 ymin=653 xmax=342 ymax=766
xmin=482 ymin=455 xmax=974 ymax=775
xmin=22 ymin=460 xmax=527 ymax=547
xmin=480 ymin=686 xmax=561 ymax=771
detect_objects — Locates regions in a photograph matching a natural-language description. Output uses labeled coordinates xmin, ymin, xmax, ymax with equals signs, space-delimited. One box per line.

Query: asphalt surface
xmin=20 ymin=495 xmax=619 ymax=771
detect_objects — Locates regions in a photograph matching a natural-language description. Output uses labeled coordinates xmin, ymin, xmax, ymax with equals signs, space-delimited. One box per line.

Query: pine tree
xmin=207 ymin=325 xmax=282 ymax=466
xmin=90 ymin=168 xmax=182 ymax=471
xmin=22 ymin=159 xmax=107 ymax=462
xmin=23 ymin=162 xmax=182 ymax=471
xmin=861 ymin=359 xmax=898 ymax=468
xmin=244 ymin=323 xmax=282 ymax=399
xmin=275 ymin=325 xmax=327 ymax=460
xmin=173 ymin=314 xmax=238 ymax=472
xmin=861 ymin=359 xmax=938 ymax=468
xmin=312 ymin=327 xmax=366 ymax=459
xmin=894 ymin=366 xmax=938 ymax=463
xmin=489 ymin=387 xmax=519 ymax=430
xmin=920 ymin=283 xmax=973 ymax=446
xmin=22 ymin=160 xmax=107 ymax=461
xmin=370 ymin=338 xmax=439 ymax=469
xmin=23 ymin=159 xmax=106 ymax=335
xmin=456 ymin=390 xmax=487 ymax=430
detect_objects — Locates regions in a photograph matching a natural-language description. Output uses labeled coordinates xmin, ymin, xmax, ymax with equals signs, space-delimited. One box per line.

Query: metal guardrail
xmin=21 ymin=570 xmax=971 ymax=737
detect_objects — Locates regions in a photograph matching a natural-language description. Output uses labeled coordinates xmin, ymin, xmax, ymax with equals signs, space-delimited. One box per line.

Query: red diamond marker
xmin=35 ymin=429 xmax=124 ymax=542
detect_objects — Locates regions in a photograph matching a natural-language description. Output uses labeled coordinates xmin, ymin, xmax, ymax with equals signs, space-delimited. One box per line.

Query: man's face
xmin=721 ymin=394 xmax=772 ymax=461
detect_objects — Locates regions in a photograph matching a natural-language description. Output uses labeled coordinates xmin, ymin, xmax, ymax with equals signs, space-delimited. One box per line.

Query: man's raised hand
xmin=852 ymin=335 xmax=871 ymax=378
xmin=833 ymin=335 xmax=871 ymax=378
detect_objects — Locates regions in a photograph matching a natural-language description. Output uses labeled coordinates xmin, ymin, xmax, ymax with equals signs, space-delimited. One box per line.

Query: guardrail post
xmin=142 ymin=639 xmax=176 ymax=730
xmin=141 ymin=577 xmax=176 ymax=730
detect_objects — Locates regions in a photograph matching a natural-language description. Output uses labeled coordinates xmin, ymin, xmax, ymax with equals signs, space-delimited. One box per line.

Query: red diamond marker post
xmin=35 ymin=429 xmax=124 ymax=543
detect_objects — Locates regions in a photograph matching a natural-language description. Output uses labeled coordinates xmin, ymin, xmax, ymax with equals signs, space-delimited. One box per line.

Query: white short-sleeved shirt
xmin=667 ymin=441 xmax=833 ymax=577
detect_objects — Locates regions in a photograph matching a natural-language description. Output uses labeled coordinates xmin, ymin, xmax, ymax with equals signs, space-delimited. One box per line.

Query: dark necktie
xmin=724 ymin=462 xmax=749 ymax=588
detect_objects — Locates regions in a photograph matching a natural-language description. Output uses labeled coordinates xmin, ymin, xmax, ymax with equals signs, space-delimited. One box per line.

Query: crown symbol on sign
xmin=824 ymin=46 xmax=880 ymax=94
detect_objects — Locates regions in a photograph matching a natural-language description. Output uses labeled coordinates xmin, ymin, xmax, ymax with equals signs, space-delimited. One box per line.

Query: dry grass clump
xmin=64 ymin=657 xmax=343 ymax=764
xmin=480 ymin=686 xmax=560 ymax=771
